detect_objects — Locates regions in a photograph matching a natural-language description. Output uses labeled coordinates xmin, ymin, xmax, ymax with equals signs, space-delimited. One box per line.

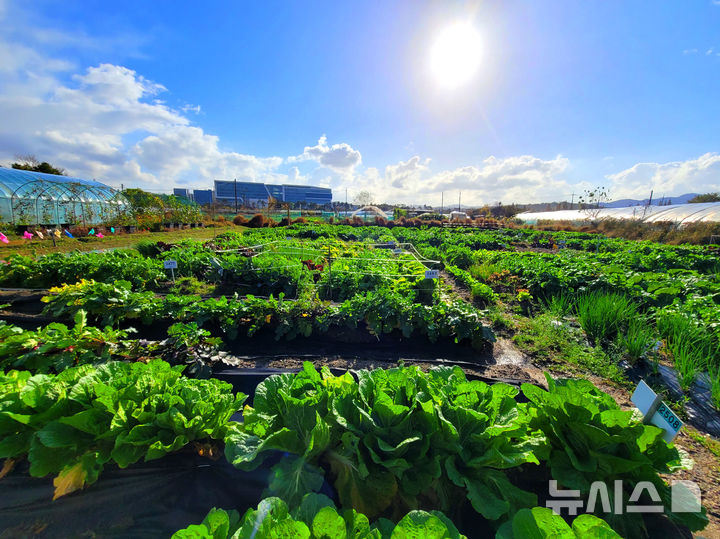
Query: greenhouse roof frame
xmin=0 ymin=167 xmax=127 ymax=226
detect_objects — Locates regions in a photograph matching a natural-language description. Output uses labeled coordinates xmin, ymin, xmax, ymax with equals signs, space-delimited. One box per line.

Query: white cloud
xmin=0 ymin=15 xmax=288 ymax=190
xmin=333 ymin=154 xmax=572 ymax=206
xmin=1 ymin=0 xmax=712 ymax=207
xmin=423 ymin=155 xmax=571 ymax=205
xmin=181 ymin=104 xmax=202 ymax=114
xmin=290 ymin=135 xmax=362 ymax=171
xmin=607 ymin=153 xmax=720 ymax=199
xmin=385 ymin=156 xmax=430 ymax=189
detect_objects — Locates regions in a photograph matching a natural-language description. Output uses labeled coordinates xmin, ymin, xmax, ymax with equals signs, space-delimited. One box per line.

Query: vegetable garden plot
xmin=1 ymin=224 xmax=719 ymax=536
xmin=212 ymin=237 xmax=440 ymax=301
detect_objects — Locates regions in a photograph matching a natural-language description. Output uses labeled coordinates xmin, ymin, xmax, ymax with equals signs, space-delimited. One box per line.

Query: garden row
xmin=0 ymin=359 xmax=707 ymax=537
xmin=3 ymin=225 xmax=715 ymax=372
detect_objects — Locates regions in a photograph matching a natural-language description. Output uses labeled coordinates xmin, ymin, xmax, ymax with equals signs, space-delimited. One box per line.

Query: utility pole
xmin=458 ymin=191 xmax=461 ymax=211
xmin=441 ymin=192 xmax=443 ymax=214
xmin=345 ymin=188 xmax=348 ymax=211
xmin=570 ymin=193 xmax=575 ymax=207
xmin=234 ymin=178 xmax=238 ymax=213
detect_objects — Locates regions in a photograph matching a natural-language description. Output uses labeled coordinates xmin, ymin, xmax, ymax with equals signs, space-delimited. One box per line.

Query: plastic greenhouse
xmin=515 ymin=202 xmax=720 ymax=225
xmin=0 ymin=167 xmax=127 ymax=226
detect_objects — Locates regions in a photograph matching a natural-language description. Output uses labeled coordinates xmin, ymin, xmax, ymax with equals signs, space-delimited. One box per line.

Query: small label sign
xmin=631 ymin=380 xmax=683 ymax=443
xmin=424 ymin=269 xmax=440 ymax=279
xmin=652 ymin=403 xmax=683 ymax=437
xmin=164 ymin=259 xmax=178 ymax=270
xmin=392 ymin=248 xmax=403 ymax=254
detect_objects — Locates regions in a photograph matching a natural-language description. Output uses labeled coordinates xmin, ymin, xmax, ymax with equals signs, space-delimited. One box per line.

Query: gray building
xmin=173 ymin=188 xmax=192 ymax=200
xmin=283 ymin=184 xmax=333 ymax=204
xmin=193 ymin=189 xmax=214 ymax=205
xmin=213 ymin=180 xmax=331 ymax=206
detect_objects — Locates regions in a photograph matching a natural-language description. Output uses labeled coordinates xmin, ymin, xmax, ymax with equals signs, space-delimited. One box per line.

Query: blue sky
xmin=1 ymin=0 xmax=719 ymax=205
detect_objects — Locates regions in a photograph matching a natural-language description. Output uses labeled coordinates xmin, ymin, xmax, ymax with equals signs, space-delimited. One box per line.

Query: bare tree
xmin=577 ymin=187 xmax=610 ymax=220
xmin=353 ymin=190 xmax=373 ymax=206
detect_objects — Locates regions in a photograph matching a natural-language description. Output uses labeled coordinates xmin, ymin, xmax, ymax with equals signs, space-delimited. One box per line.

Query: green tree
xmin=123 ymin=188 xmax=164 ymax=215
xmin=11 ymin=155 xmax=66 ymax=176
xmin=689 ymin=192 xmax=720 ymax=203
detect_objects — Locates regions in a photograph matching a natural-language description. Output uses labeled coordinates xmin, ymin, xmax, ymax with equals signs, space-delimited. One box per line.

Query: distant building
xmin=173 ymin=188 xmax=192 ymax=200
xmin=215 ymin=181 xmax=267 ymax=206
xmin=193 ymin=189 xmax=214 ymax=205
xmin=283 ymin=184 xmax=333 ymax=205
xmin=214 ymin=180 xmax=332 ymax=206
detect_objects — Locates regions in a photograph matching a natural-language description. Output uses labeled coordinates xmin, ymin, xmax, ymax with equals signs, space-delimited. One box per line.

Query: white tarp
xmin=516 ymin=202 xmax=720 ymax=224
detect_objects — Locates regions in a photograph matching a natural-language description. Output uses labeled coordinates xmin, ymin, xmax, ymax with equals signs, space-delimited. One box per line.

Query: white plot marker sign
xmin=631 ymin=380 xmax=683 ymax=443
xmin=425 ymin=269 xmax=440 ymax=279
xmin=164 ymin=259 xmax=178 ymax=282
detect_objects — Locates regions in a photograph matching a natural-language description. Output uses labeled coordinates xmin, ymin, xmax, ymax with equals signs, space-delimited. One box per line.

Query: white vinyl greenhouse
xmin=515 ymin=202 xmax=720 ymax=225
xmin=0 ymin=167 xmax=127 ymax=226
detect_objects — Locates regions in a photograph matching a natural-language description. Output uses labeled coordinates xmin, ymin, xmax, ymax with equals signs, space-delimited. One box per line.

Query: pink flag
xmin=23 ymin=231 xmax=33 ymax=239
xmin=96 ymin=233 xmax=104 ymax=238
xmin=0 ymin=233 xmax=8 ymax=244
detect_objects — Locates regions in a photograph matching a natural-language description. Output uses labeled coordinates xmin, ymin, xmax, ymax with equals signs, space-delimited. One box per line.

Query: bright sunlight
xmin=429 ymin=22 xmax=483 ymax=89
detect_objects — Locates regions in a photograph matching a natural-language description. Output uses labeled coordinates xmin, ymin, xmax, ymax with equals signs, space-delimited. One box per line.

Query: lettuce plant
xmin=225 ymin=363 xmax=543 ymax=522
xmin=496 ymin=507 xmax=621 ymax=538
xmin=0 ymin=310 xmax=131 ymax=373
xmin=171 ymin=494 xmax=467 ymax=539
xmin=0 ymin=360 xmax=245 ymax=499
xmin=522 ymin=375 xmax=708 ymax=537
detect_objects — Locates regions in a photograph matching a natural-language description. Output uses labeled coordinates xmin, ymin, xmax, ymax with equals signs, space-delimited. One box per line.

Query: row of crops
xmin=2 ymin=224 xmax=717 ymax=394
xmin=0 ymin=360 xmax=707 ymax=537
xmin=0 ymin=223 xmax=717 ymax=537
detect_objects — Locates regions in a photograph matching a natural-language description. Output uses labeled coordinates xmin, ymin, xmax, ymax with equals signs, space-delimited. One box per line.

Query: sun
xmin=429 ymin=23 xmax=483 ymax=89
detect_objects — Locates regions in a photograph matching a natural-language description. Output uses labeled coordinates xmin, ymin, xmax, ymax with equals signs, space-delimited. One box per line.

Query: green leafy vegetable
xmin=0 ymin=360 xmax=245 ymax=498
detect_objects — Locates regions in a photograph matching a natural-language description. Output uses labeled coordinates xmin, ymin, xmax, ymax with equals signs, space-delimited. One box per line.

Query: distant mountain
xmin=601 ymin=193 xmax=701 ymax=208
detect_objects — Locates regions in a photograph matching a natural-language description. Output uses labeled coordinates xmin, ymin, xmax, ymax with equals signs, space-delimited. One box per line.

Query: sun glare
xmin=429 ymin=23 xmax=482 ymax=89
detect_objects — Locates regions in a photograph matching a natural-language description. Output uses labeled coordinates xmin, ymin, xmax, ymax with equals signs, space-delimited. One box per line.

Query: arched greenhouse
xmin=0 ymin=167 xmax=128 ymax=226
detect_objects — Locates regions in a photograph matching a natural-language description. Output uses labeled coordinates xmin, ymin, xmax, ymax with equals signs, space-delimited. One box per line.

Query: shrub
xmin=136 ymin=240 xmax=160 ymax=257
xmin=232 ymin=214 xmax=248 ymax=225
xmin=247 ymin=214 xmax=266 ymax=228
